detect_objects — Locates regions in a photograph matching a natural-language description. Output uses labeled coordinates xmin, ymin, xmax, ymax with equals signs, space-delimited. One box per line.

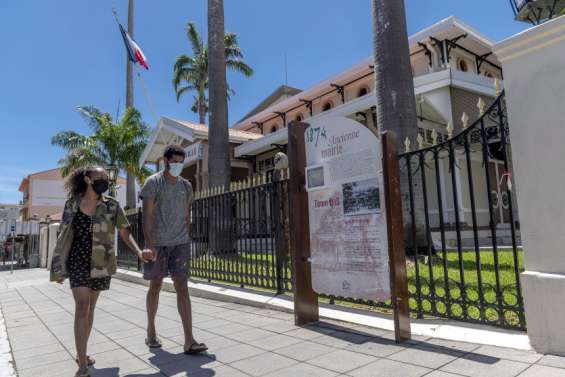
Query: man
xmin=140 ymin=144 xmax=207 ymax=354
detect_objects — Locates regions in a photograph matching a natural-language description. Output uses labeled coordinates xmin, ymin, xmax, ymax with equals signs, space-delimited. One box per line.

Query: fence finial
xmin=431 ymin=129 xmax=438 ymax=145
xmin=461 ymin=112 xmax=470 ymax=129
xmin=494 ymin=78 xmax=502 ymax=96
xmin=477 ymin=97 xmax=486 ymax=116
xmin=417 ymin=133 xmax=424 ymax=149
xmin=446 ymin=121 xmax=454 ymax=138
xmin=404 ymin=137 xmax=411 ymax=153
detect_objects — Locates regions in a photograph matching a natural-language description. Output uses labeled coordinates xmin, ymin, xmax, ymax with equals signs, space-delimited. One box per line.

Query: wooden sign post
xmin=288 ymin=121 xmax=319 ymax=325
xmin=382 ymin=131 xmax=411 ymax=343
xmin=287 ymin=120 xmax=410 ymax=343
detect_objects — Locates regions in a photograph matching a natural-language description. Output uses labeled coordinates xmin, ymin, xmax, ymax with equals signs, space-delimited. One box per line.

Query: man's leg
xmin=146 ymin=278 xmax=163 ymax=342
xmin=172 ymin=277 xmax=196 ymax=348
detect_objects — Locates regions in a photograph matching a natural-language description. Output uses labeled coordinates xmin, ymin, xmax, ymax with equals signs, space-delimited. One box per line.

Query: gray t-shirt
xmin=140 ymin=172 xmax=194 ymax=247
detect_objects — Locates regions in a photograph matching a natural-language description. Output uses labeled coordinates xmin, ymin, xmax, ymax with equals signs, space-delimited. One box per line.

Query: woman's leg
xmin=86 ymin=290 xmax=101 ymax=342
xmin=72 ymin=287 xmax=92 ymax=369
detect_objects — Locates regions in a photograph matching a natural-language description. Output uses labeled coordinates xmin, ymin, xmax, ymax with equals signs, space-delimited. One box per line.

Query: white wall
xmin=31 ymin=178 xmax=133 ymax=209
xmin=494 ymin=15 xmax=565 ymax=354
xmin=31 ymin=179 xmax=67 ymax=207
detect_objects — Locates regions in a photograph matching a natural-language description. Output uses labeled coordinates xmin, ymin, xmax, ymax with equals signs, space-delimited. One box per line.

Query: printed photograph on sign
xmin=342 ymin=178 xmax=380 ymax=216
xmin=306 ymin=165 xmax=325 ymax=189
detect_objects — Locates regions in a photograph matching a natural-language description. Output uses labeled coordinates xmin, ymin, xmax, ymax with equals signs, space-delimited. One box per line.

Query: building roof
xmin=139 ymin=117 xmax=263 ymax=165
xmin=166 ymin=117 xmax=264 ymax=141
xmin=232 ymin=16 xmax=500 ymax=131
xmin=238 ymin=85 xmax=302 ymax=123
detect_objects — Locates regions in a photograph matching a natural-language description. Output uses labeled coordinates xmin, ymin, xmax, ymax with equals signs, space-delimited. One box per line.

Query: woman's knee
xmin=75 ymin=299 xmax=90 ymax=316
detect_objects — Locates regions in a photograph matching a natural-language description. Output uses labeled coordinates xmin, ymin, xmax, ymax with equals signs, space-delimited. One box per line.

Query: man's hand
xmin=140 ymin=248 xmax=156 ymax=262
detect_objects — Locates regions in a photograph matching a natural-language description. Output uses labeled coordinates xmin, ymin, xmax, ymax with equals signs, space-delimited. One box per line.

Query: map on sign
xmin=305 ymin=117 xmax=390 ymax=301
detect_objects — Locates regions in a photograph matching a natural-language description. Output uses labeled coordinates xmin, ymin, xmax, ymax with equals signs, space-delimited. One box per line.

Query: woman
xmin=50 ymin=166 xmax=149 ymax=377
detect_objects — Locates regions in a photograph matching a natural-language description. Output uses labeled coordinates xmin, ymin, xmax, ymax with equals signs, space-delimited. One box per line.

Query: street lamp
xmin=106 ymin=165 xmax=119 ymax=197
xmin=510 ymin=0 xmax=565 ymax=24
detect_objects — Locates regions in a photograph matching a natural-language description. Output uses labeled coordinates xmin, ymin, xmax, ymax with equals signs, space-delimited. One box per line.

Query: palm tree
xmin=173 ymin=22 xmax=253 ymax=125
xmin=52 ymin=106 xmax=151 ymax=195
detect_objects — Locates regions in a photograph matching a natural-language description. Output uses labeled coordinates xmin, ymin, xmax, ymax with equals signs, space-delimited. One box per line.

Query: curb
xmin=0 ymin=306 xmax=16 ymax=377
xmin=115 ymin=268 xmax=531 ymax=351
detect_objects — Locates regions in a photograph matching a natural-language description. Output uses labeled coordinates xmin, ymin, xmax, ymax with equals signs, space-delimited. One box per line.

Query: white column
xmin=495 ymin=16 xmax=565 ymax=354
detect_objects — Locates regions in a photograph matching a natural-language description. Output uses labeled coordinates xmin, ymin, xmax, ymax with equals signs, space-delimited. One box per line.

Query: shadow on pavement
xmin=308 ymin=320 xmax=501 ymax=365
xmin=87 ymin=348 xmax=217 ymax=376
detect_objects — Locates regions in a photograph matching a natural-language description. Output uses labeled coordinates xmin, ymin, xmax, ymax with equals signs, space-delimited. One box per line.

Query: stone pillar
xmin=494 ymin=16 xmax=565 ymax=354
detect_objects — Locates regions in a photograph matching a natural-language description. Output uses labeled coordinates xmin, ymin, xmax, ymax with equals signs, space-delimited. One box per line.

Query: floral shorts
xmin=143 ymin=243 xmax=189 ymax=281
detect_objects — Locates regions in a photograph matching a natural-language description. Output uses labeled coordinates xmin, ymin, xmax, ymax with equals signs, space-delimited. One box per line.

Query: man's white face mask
xmin=168 ymin=162 xmax=184 ymax=177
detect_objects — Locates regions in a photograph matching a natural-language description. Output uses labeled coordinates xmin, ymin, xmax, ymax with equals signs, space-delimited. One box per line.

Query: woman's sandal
xmin=74 ymin=366 xmax=90 ymax=377
xmin=184 ymin=342 xmax=208 ymax=355
xmin=75 ymin=355 xmax=95 ymax=366
xmin=145 ymin=337 xmax=163 ymax=349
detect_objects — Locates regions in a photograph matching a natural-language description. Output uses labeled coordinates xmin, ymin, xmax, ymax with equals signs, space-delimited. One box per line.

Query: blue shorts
xmin=143 ymin=243 xmax=189 ymax=281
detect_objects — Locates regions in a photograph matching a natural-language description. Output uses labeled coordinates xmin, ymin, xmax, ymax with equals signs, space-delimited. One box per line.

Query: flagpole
xmin=125 ymin=0 xmax=136 ymax=209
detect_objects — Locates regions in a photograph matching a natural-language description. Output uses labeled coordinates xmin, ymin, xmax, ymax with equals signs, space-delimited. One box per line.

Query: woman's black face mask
xmin=91 ymin=180 xmax=109 ymax=195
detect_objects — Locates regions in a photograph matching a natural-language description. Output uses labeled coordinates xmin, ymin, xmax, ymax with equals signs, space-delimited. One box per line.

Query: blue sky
xmin=0 ymin=1 xmax=528 ymax=204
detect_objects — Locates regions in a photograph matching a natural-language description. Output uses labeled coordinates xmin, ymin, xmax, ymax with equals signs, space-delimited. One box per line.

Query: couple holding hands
xmin=50 ymin=145 xmax=206 ymax=377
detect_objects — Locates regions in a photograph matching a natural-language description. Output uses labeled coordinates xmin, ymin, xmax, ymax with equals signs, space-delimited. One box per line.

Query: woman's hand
xmin=139 ymin=248 xmax=156 ymax=262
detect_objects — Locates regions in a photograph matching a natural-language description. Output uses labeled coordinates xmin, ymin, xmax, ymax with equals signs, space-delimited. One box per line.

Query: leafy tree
xmin=172 ymin=21 xmax=253 ymax=125
xmin=52 ymin=106 xmax=151 ymax=194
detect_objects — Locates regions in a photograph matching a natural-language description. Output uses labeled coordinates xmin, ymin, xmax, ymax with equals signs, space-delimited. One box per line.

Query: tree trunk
xmin=372 ymin=0 xmax=418 ymax=146
xmin=125 ymin=0 xmax=136 ymax=209
xmin=372 ymin=0 xmax=425 ymax=256
xmin=207 ymin=0 xmax=230 ymax=188
xmin=198 ymin=97 xmax=207 ymax=125
xmin=207 ymin=0 xmax=233 ymax=255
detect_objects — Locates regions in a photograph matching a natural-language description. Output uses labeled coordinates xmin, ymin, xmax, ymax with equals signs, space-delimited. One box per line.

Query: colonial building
xmin=234 ymin=16 xmax=502 ymax=175
xmin=139 ymin=117 xmax=262 ymax=190
xmin=139 ymin=16 xmax=512 ymax=247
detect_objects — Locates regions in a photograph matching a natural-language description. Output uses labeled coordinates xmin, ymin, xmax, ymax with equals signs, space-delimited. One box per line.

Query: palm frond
xmin=76 ymin=106 xmax=106 ymax=131
xmin=186 ymin=22 xmax=203 ymax=57
xmin=51 ymin=131 xmax=90 ymax=151
xmin=227 ymin=60 xmax=254 ymax=77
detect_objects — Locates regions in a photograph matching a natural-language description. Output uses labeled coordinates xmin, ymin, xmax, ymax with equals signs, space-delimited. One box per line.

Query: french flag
xmin=118 ymin=22 xmax=149 ymax=70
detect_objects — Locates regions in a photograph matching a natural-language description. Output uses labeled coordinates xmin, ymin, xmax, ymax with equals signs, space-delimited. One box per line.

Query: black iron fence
xmin=118 ymin=92 xmax=524 ymax=330
xmin=398 ymin=91 xmax=524 ymax=330
xmin=117 ymin=174 xmax=293 ymax=294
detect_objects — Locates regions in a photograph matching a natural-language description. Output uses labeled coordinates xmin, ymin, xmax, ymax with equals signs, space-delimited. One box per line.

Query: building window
xmin=357 ymin=87 xmax=369 ymax=98
xmin=457 ymin=58 xmax=469 ymax=72
xmin=270 ymin=125 xmax=278 ymax=133
xmin=322 ymin=102 xmax=333 ymax=112
xmin=258 ymin=157 xmax=275 ymax=173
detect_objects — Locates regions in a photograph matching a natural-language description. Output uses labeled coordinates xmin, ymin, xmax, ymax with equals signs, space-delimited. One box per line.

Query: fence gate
xmin=399 ymin=92 xmax=524 ymax=330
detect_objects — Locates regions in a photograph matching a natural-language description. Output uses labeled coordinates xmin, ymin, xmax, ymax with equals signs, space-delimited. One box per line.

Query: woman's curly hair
xmin=64 ymin=166 xmax=104 ymax=199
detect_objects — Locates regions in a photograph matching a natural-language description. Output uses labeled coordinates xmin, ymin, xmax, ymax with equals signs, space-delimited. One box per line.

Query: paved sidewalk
xmin=1 ymin=269 xmax=564 ymax=377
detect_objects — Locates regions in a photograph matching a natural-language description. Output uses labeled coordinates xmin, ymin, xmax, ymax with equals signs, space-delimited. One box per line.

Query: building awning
xmin=235 ymin=77 xmax=462 ymax=157
xmin=140 ymin=117 xmax=263 ymax=166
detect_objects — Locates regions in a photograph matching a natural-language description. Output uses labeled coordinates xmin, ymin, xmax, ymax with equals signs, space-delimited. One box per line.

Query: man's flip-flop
xmin=75 ymin=356 xmax=95 ymax=366
xmin=184 ymin=342 xmax=208 ymax=355
xmin=145 ymin=337 xmax=163 ymax=348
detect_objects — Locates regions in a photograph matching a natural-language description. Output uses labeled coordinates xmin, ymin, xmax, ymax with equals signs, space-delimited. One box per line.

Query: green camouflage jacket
xmin=50 ymin=195 xmax=130 ymax=282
